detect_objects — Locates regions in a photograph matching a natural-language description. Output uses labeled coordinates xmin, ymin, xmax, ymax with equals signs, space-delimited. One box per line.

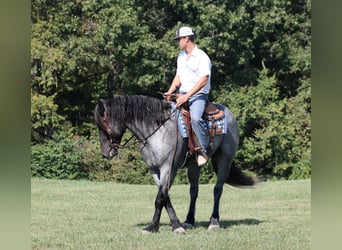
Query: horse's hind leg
xmin=184 ymin=161 xmax=200 ymax=228
xmin=209 ymin=154 xmax=232 ymax=230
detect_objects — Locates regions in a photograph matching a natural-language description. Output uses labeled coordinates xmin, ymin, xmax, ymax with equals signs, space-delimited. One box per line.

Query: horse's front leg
xmin=160 ymin=168 xmax=185 ymax=234
xmin=143 ymin=185 xmax=185 ymax=234
xmin=165 ymin=194 xmax=185 ymax=234
xmin=143 ymin=187 xmax=165 ymax=233
xmin=184 ymin=161 xmax=200 ymax=228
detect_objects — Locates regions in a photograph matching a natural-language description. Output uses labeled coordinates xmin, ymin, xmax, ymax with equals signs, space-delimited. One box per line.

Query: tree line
xmin=31 ymin=0 xmax=311 ymax=182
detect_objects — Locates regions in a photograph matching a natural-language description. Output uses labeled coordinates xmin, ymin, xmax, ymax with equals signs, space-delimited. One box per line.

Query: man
xmin=164 ymin=26 xmax=212 ymax=166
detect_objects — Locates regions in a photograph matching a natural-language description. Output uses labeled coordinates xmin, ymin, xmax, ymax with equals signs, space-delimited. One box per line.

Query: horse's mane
xmin=103 ymin=95 xmax=171 ymax=126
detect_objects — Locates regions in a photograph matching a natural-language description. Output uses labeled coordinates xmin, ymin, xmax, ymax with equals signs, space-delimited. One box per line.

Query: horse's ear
xmin=97 ymin=99 xmax=106 ymax=117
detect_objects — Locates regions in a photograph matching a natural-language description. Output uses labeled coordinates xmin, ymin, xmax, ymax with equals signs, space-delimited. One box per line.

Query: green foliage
xmin=31 ymin=129 xmax=111 ymax=180
xmin=31 ymin=92 xmax=65 ymax=143
xmin=31 ymin=0 xmax=311 ymax=181
xmin=31 ymin=130 xmax=88 ymax=179
xmin=31 ymin=129 xmax=153 ymax=183
xmin=216 ymin=69 xmax=311 ymax=179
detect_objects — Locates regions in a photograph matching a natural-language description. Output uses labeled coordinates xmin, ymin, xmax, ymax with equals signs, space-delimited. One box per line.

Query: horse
xmin=95 ymin=95 xmax=258 ymax=233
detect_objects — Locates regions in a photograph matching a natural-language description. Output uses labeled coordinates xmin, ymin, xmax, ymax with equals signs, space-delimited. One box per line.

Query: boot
xmin=192 ymin=134 xmax=208 ymax=166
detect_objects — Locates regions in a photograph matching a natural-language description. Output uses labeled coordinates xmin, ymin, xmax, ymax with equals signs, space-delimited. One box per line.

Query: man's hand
xmin=163 ymin=92 xmax=172 ymax=101
xmin=176 ymin=94 xmax=190 ymax=107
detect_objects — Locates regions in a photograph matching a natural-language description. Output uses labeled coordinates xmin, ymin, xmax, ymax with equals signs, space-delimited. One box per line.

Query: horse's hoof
xmin=142 ymin=225 xmax=159 ymax=233
xmin=173 ymin=227 xmax=186 ymax=234
xmin=208 ymin=217 xmax=220 ymax=230
xmin=183 ymin=222 xmax=193 ymax=229
xmin=208 ymin=224 xmax=220 ymax=230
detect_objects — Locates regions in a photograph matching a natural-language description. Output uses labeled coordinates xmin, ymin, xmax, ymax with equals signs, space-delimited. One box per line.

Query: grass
xmin=31 ymin=178 xmax=311 ymax=250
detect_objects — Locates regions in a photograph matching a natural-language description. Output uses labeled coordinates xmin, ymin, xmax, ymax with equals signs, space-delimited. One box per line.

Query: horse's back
xmin=215 ymin=104 xmax=239 ymax=145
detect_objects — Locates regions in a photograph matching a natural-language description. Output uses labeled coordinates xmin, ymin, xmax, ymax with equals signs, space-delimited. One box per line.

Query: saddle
xmin=180 ymin=101 xmax=224 ymax=156
xmin=164 ymin=92 xmax=225 ymax=155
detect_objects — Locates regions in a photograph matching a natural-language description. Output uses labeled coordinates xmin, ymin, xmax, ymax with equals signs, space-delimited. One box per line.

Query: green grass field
xmin=31 ymin=178 xmax=311 ymax=250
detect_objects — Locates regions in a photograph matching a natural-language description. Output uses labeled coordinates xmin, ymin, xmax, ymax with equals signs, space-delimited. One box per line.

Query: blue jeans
xmin=187 ymin=93 xmax=209 ymax=153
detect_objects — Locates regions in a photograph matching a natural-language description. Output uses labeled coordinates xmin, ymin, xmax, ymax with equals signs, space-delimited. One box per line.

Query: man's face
xmin=177 ymin=36 xmax=188 ymax=50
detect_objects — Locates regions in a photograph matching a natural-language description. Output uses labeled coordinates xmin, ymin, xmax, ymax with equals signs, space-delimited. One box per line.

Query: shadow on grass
xmin=136 ymin=218 xmax=263 ymax=230
xmin=136 ymin=222 xmax=173 ymax=227
xmin=195 ymin=218 xmax=263 ymax=229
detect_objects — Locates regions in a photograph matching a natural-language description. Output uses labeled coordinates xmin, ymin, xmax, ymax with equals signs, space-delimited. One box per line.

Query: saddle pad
xmin=171 ymin=103 xmax=228 ymax=138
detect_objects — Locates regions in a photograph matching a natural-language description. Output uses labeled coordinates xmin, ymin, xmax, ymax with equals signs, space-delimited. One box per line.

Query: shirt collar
xmin=183 ymin=46 xmax=198 ymax=57
xmin=192 ymin=46 xmax=199 ymax=56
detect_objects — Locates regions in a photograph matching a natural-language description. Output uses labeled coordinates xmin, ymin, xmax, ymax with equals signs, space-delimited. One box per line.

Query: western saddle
xmin=167 ymin=94 xmax=224 ymax=156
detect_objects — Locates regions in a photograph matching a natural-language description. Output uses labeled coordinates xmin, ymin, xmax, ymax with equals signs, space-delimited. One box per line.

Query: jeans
xmin=187 ymin=93 xmax=209 ymax=153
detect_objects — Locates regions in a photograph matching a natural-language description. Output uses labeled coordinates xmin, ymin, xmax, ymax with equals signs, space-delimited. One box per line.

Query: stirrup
xmin=196 ymin=151 xmax=208 ymax=166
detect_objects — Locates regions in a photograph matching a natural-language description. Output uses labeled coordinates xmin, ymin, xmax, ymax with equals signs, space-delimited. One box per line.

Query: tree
xmin=217 ymin=69 xmax=311 ymax=179
xmin=31 ymin=0 xmax=311 ymax=180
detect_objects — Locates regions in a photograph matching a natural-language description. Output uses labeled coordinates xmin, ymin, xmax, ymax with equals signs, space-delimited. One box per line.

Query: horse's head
xmin=95 ymin=99 xmax=126 ymax=160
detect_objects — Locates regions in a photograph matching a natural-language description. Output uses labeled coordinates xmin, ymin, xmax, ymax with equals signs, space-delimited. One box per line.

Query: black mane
xmin=102 ymin=95 xmax=172 ymax=126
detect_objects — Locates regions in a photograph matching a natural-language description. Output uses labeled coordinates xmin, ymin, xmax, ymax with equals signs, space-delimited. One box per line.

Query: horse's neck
xmin=125 ymin=116 xmax=175 ymax=142
xmin=125 ymin=120 xmax=155 ymax=141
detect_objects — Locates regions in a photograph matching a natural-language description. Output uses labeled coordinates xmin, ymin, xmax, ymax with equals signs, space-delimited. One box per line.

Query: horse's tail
xmin=226 ymin=162 xmax=259 ymax=187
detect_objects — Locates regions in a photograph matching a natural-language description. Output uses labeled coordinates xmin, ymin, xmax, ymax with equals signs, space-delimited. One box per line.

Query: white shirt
xmin=176 ymin=46 xmax=212 ymax=94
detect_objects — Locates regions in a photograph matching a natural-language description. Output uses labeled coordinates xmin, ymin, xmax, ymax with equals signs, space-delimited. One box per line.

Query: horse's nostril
xmin=102 ymin=153 xmax=109 ymax=159
xmin=101 ymin=149 xmax=117 ymax=160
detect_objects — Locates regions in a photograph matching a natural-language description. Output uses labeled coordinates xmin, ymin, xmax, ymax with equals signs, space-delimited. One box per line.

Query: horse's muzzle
xmin=102 ymin=147 xmax=118 ymax=160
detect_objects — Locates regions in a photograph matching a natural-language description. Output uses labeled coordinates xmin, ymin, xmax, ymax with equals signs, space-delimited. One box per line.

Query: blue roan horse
xmin=95 ymin=95 xmax=257 ymax=233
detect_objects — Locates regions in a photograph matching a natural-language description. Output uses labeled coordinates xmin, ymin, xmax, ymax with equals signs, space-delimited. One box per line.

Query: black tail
xmin=226 ymin=162 xmax=259 ymax=187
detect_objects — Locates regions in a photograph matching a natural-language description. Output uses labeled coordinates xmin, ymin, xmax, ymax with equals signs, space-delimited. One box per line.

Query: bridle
xmin=97 ymin=108 xmax=177 ymax=155
xmin=96 ymin=116 xmax=134 ymax=155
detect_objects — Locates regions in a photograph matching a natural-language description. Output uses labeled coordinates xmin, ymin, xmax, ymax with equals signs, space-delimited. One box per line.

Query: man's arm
xmin=164 ymin=75 xmax=181 ymax=100
xmin=176 ymin=75 xmax=208 ymax=107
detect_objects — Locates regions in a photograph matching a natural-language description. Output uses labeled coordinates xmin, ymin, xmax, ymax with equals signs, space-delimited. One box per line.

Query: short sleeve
xmin=198 ymin=52 xmax=211 ymax=77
